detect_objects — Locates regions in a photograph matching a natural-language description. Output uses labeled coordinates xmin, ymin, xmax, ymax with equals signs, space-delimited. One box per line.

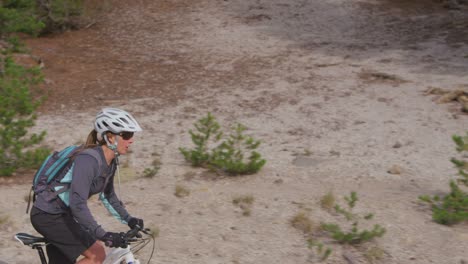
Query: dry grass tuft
xmin=365 ymin=246 xmax=385 ymax=263
xmin=174 ymin=185 xmax=190 ymax=198
xmin=320 ymin=191 xmax=336 ymax=211
xmin=233 ymin=195 xmax=254 ymax=216
xmin=290 ymin=212 xmax=315 ymax=234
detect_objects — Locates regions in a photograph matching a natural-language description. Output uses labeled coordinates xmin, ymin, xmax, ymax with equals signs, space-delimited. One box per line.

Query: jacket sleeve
xmin=99 ymin=168 xmax=131 ymax=225
xmin=68 ymin=155 xmax=107 ymax=239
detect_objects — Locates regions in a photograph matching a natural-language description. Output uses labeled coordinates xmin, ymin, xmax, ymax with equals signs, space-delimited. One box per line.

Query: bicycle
xmin=15 ymin=226 xmax=155 ymax=264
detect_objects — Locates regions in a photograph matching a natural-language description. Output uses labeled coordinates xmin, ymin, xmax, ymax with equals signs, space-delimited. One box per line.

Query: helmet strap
xmin=103 ymin=133 xmax=123 ymax=202
xmin=103 ymin=134 xmax=120 ymax=159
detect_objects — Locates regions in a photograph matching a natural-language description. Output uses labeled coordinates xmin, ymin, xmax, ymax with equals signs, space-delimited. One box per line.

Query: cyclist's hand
xmin=128 ymin=217 xmax=144 ymax=229
xmin=101 ymin=232 xmax=127 ymax=248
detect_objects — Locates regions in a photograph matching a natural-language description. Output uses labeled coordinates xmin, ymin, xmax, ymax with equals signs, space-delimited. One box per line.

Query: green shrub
xmin=1 ymin=0 xmax=106 ymax=36
xmin=0 ymin=1 xmax=45 ymax=38
xmin=4 ymin=35 xmax=28 ymax=53
xmin=321 ymin=192 xmax=386 ymax=244
xmin=451 ymin=133 xmax=468 ymax=186
xmin=419 ymin=181 xmax=468 ymax=225
xmin=292 ymin=192 xmax=384 ymax=261
xmin=179 ymin=112 xmax=222 ymax=167
xmin=321 ymin=222 xmax=386 ymax=245
xmin=180 ymin=113 xmax=266 ymax=175
xmin=35 ymin=0 xmax=84 ymax=33
xmin=0 ymin=56 xmax=49 ymax=176
xmin=307 ymin=238 xmax=332 ymax=262
xmin=419 ymin=133 xmax=468 ymax=225
xmin=210 ymin=124 xmax=266 ymax=175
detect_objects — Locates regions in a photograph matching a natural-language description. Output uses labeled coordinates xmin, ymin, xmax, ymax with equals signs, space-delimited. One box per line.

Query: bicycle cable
xmin=130 ymin=234 xmax=155 ymax=264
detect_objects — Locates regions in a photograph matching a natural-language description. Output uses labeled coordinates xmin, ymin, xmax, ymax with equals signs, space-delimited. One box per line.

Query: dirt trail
xmin=1 ymin=0 xmax=468 ymax=263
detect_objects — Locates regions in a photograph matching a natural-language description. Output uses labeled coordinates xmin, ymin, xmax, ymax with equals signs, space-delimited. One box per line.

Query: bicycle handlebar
xmin=104 ymin=225 xmax=150 ymax=247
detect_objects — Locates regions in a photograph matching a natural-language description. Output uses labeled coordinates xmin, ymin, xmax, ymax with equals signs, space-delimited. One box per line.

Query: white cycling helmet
xmin=94 ymin=107 xmax=142 ymax=137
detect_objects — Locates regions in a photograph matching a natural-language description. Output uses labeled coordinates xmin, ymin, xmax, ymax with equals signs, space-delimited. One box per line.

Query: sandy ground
xmin=1 ymin=0 xmax=468 ymax=263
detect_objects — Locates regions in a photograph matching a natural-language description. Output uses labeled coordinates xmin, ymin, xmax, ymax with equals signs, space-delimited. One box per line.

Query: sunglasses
xmin=118 ymin=132 xmax=134 ymax=140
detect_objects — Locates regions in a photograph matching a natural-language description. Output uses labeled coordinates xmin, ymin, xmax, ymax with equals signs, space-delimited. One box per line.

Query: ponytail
xmin=85 ymin=130 xmax=106 ymax=148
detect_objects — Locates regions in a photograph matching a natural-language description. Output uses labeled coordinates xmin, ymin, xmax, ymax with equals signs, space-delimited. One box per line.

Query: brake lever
xmin=126 ymin=238 xmax=139 ymax=242
xmin=125 ymin=228 xmax=140 ymax=239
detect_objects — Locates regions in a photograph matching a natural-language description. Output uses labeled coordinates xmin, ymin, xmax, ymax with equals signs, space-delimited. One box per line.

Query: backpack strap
xmin=26 ymin=146 xmax=81 ymax=214
xmin=55 ymin=148 xmax=105 ymax=208
xmin=78 ymin=148 xmax=103 ymax=173
xmin=26 ymin=186 xmax=34 ymax=214
xmin=27 ymin=148 xmax=104 ymax=213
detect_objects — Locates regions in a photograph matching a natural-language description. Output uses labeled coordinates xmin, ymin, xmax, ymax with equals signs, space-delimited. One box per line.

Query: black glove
xmin=128 ymin=217 xmax=144 ymax=229
xmin=101 ymin=232 xmax=127 ymax=248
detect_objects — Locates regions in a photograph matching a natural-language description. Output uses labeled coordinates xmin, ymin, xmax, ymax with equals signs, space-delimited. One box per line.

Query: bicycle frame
xmin=104 ymin=247 xmax=140 ymax=264
xmin=14 ymin=232 xmax=141 ymax=264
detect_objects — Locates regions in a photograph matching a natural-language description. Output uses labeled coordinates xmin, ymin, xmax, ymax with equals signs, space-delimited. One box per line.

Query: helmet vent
xmin=113 ymin=122 xmax=124 ymax=128
xmin=94 ymin=108 xmax=142 ymax=135
xmin=120 ymin=117 xmax=130 ymax=124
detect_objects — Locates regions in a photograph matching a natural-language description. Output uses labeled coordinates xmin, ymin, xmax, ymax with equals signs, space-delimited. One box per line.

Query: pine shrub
xmin=210 ymin=124 xmax=266 ymax=175
xmin=0 ymin=1 xmax=45 ymax=38
xmin=35 ymin=0 xmax=84 ymax=33
xmin=1 ymin=0 xmax=105 ymax=36
xmin=0 ymin=56 xmax=49 ymax=176
xmin=307 ymin=238 xmax=332 ymax=261
xmin=321 ymin=192 xmax=386 ymax=244
xmin=419 ymin=133 xmax=468 ymax=225
xmin=180 ymin=113 xmax=266 ymax=176
xmin=179 ymin=112 xmax=222 ymax=167
xmin=451 ymin=133 xmax=468 ymax=186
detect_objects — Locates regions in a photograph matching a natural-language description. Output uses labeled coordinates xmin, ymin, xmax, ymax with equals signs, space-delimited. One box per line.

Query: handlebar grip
xmin=104 ymin=240 xmax=112 ymax=247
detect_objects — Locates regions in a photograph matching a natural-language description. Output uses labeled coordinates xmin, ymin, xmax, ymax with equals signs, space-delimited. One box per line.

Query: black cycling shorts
xmin=30 ymin=206 xmax=96 ymax=263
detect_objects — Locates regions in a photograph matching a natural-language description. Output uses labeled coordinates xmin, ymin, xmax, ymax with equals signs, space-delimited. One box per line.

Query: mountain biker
xmin=30 ymin=107 xmax=145 ymax=264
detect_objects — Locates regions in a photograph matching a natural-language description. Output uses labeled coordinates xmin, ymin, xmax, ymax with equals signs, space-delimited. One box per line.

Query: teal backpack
xmin=26 ymin=145 xmax=101 ymax=213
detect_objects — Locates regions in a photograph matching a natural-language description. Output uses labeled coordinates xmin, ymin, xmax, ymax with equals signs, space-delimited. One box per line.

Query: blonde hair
xmin=85 ymin=130 xmax=107 ymax=148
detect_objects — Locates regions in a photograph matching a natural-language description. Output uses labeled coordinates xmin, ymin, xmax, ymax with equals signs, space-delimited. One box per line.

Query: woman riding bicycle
xmin=30 ymin=108 xmax=145 ymax=264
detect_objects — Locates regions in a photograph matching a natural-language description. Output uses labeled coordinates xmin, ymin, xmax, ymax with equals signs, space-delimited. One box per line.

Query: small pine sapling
xmin=419 ymin=181 xmax=468 ymax=225
xmin=307 ymin=238 xmax=332 ymax=261
xmin=210 ymin=124 xmax=266 ymax=175
xmin=419 ymin=133 xmax=468 ymax=225
xmin=179 ymin=113 xmax=222 ymax=167
xmin=321 ymin=192 xmax=386 ymax=244
xmin=451 ymin=133 xmax=468 ymax=186
xmin=180 ymin=113 xmax=266 ymax=176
